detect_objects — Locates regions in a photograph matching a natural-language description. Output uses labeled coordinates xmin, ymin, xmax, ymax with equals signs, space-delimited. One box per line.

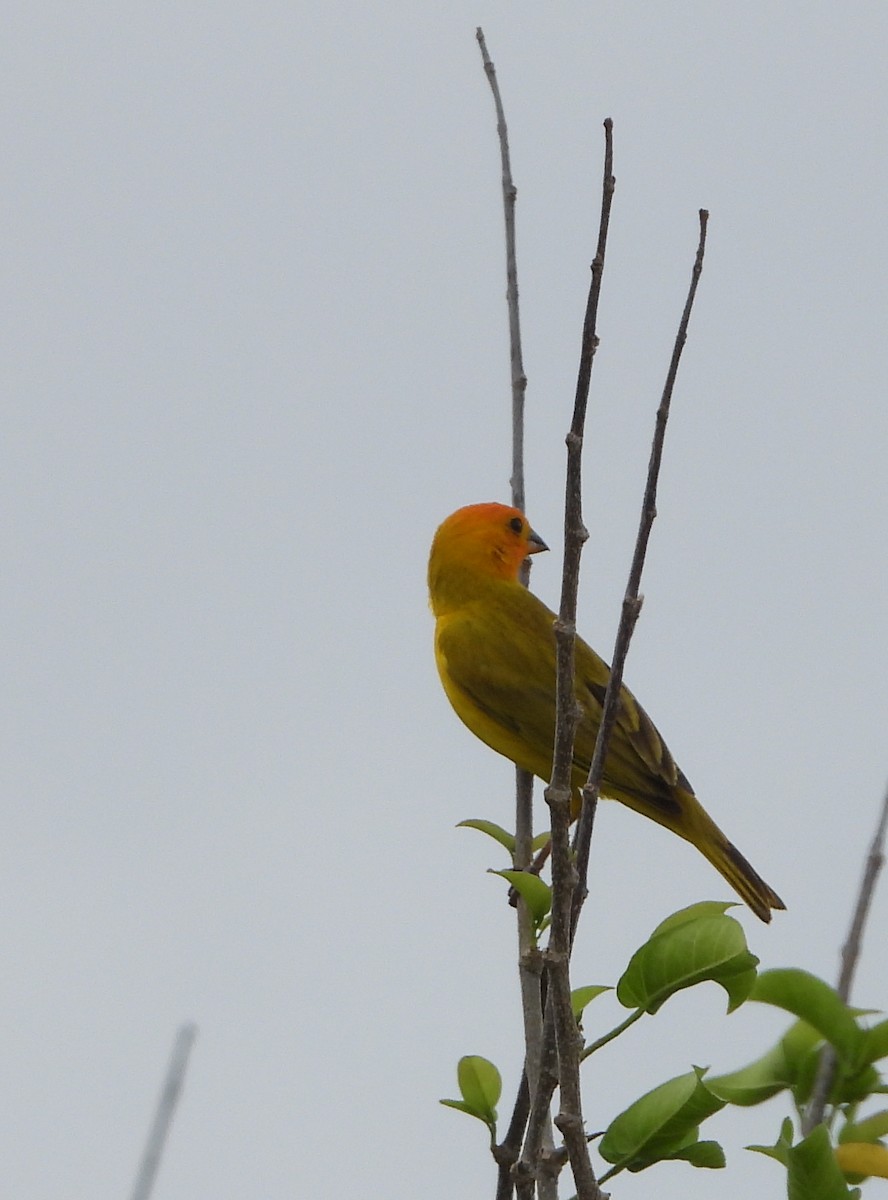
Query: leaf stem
xmin=580 ymin=1008 xmax=645 ymax=1061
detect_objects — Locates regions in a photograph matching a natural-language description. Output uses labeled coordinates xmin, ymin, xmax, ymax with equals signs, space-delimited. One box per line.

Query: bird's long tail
xmin=695 ymin=822 xmax=785 ymax=923
xmin=614 ymin=784 xmax=785 ymax=923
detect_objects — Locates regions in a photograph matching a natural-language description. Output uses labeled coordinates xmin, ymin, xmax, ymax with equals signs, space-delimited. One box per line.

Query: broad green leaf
xmin=490 ymin=869 xmax=551 ymax=923
xmin=616 ymin=910 xmax=758 ymax=1014
xmin=650 ymin=900 xmax=737 ymax=934
xmin=710 ymin=1020 xmax=822 ymax=1106
xmin=708 ymin=1042 xmax=793 ymax=1106
xmin=861 ymin=1018 xmax=888 ymax=1066
xmin=786 ymin=1037 xmax=878 ymax=1110
xmin=781 ymin=1019 xmax=825 ymax=1074
xmin=748 ymin=1115 xmax=795 ymax=1166
xmin=665 ymin=1139 xmax=725 ymax=1169
xmin=833 ymin=1064 xmax=880 ymax=1107
xmin=840 ymin=1109 xmax=888 ymax=1143
xmin=787 ymin=1125 xmax=856 ymax=1200
xmin=439 ymin=1098 xmax=482 ymax=1120
xmin=457 ymin=820 xmax=553 ymax=860
xmin=752 ymin=970 xmax=863 ymax=1066
xmin=440 ymin=1057 xmax=500 ymax=1132
xmin=457 ymin=819 xmax=515 ymax=854
xmin=457 ymin=1054 xmax=501 ymax=1122
xmin=571 ymin=985 xmax=612 ymax=1018
xmin=599 ymin=1066 xmax=725 ymax=1173
xmin=790 ymin=1039 xmax=824 ymax=1108
xmin=835 ymin=1141 xmax=888 ymax=1180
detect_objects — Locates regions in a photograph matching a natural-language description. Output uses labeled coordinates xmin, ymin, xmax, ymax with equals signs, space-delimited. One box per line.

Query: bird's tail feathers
xmin=612 ymin=782 xmax=785 ymax=923
xmin=697 ymin=827 xmax=785 ymax=923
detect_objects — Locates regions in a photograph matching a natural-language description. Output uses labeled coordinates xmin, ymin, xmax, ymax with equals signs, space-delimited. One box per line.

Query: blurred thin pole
xmin=130 ymin=1023 xmax=198 ymax=1200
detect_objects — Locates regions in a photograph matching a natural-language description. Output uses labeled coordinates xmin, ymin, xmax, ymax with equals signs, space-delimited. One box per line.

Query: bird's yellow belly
xmin=435 ymin=643 xmax=554 ymax=784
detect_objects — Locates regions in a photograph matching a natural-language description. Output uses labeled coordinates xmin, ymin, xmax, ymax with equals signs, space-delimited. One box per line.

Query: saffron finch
xmin=428 ymin=502 xmax=784 ymax=923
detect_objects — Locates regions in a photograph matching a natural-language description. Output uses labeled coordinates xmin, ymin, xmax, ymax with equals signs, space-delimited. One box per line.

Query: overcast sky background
xmin=2 ymin=3 xmax=887 ymax=1198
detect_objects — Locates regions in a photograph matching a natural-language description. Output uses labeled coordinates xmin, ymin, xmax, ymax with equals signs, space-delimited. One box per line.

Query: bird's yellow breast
xmin=433 ymin=608 xmax=557 ymax=783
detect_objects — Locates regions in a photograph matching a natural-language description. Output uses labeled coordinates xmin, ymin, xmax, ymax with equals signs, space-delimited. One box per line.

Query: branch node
xmin=554 ymin=1111 xmax=586 ymax=1138
xmin=540 ymin=1144 xmax=569 ymax=1171
xmin=511 ymin=1159 xmax=537 ymax=1187
xmin=543 ymin=783 xmax=573 ymax=817
xmin=623 ymin=594 xmax=643 ymax=620
xmin=519 ymin=945 xmax=545 ymax=976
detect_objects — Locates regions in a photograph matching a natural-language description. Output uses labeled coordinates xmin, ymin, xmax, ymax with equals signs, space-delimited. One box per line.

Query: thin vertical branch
xmin=494 ymin=1074 xmax=531 ymax=1200
xmin=475 ymin=27 xmax=528 ymax=516
xmin=476 ymin=30 xmax=549 ymax=1197
xmin=549 ymin=117 xmax=615 ymax=935
xmin=571 ymin=211 xmax=709 ymax=932
xmin=837 ymin=786 xmax=888 ymax=996
xmin=536 ymin=206 xmax=707 ymax=1200
xmin=523 ymin=118 xmax=616 ymax=1200
xmin=130 ymin=1023 xmax=198 ymax=1200
xmin=519 ymin=1002 xmax=561 ymax=1178
xmin=472 ymin=52 xmax=710 ymax=1195
xmin=803 ymin=783 xmax=888 ymax=1133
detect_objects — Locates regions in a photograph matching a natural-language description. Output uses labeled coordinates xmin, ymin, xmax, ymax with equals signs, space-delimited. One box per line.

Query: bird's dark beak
xmin=527 ymin=527 xmax=548 ymax=554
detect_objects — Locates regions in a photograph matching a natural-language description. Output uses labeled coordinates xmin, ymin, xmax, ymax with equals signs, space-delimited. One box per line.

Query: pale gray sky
xmin=2 ymin=3 xmax=887 ymax=1197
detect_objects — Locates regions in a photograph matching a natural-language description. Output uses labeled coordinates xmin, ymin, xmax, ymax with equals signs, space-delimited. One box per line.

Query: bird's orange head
xmin=428 ymin=503 xmax=548 ymax=606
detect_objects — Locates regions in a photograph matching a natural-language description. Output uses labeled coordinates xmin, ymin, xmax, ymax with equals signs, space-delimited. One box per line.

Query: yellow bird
xmin=428 ymin=502 xmax=784 ymax=923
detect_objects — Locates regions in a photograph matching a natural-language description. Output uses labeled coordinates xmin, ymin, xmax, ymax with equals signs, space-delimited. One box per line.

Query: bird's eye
xmin=508 ymin=516 xmax=524 ymax=534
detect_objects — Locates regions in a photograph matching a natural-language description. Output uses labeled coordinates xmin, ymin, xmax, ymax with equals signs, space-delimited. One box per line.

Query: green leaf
xmin=849 ymin=1108 xmax=888 ymax=1137
xmin=440 ymin=1056 xmax=501 ymax=1132
xmin=490 ymin=869 xmax=552 ymax=923
xmin=709 ymin=1020 xmax=822 ymax=1106
xmin=833 ymin=1064 xmax=881 ymax=1107
xmin=599 ymin=1066 xmax=725 ymax=1174
xmin=860 ymin=1017 xmax=888 ymax=1066
xmin=616 ymin=908 xmax=758 ymax=1015
xmin=665 ymin=1139 xmax=726 ymax=1169
xmin=748 ymin=1115 xmax=796 ymax=1166
xmin=571 ymin=985 xmax=612 ymax=1018
xmin=709 ymin=1043 xmax=794 ymax=1106
xmin=651 ymin=900 xmax=737 ymax=933
xmin=790 ymin=1040 xmax=825 ymax=1108
xmin=785 ymin=1029 xmax=879 ymax=1110
xmin=781 ymin=1019 xmax=825 ymax=1075
xmin=440 ymin=1098 xmax=481 ymax=1119
xmin=787 ymin=1124 xmax=856 ymax=1200
xmin=457 ymin=819 xmax=515 ymax=854
xmin=531 ymin=830 xmax=551 ymax=853
xmin=751 ymin=970 xmax=863 ymax=1066
xmin=457 ymin=1054 xmax=501 ymax=1118
xmin=840 ymin=1109 xmax=888 ymax=1144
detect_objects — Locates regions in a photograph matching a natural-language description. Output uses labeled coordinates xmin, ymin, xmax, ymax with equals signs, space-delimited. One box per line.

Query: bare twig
xmin=473 ymin=47 xmax=709 ymax=1194
xmin=536 ymin=205 xmax=707 ymax=1200
xmin=475 ymin=23 xmax=536 ymax=874
xmin=520 ymin=1002 xmax=561 ymax=1177
xmin=803 ymin=783 xmax=888 ymax=1133
xmin=130 ymin=1023 xmax=198 ymax=1200
xmin=571 ymin=210 xmax=709 ymax=932
xmin=522 ymin=118 xmax=616 ymax=1200
xmin=476 ymin=32 xmax=552 ymax=1197
xmin=475 ymin=27 xmax=528 ymax=517
xmin=494 ymin=1073 xmax=531 ymax=1200
xmin=837 ymin=786 xmax=888 ymax=996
